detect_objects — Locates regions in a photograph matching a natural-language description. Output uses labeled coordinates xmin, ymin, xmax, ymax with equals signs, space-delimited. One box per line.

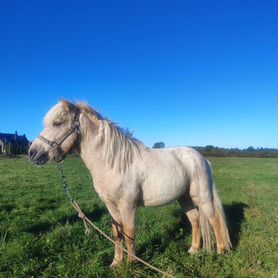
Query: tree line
xmin=152 ymin=143 xmax=277 ymax=158
xmin=193 ymin=145 xmax=277 ymax=158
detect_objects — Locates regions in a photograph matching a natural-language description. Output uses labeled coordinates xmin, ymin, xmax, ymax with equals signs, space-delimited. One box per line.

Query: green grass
xmin=0 ymin=156 xmax=277 ymax=278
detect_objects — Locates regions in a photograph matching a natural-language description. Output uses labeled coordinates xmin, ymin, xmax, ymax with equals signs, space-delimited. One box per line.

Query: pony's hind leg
xmin=198 ymin=202 xmax=226 ymax=254
xmin=195 ymin=187 xmax=231 ymax=253
xmin=178 ymin=196 xmax=201 ymax=254
xmin=187 ymin=158 xmax=231 ymax=254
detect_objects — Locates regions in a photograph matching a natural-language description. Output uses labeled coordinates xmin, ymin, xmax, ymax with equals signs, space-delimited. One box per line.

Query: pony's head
xmin=29 ymin=100 xmax=80 ymax=165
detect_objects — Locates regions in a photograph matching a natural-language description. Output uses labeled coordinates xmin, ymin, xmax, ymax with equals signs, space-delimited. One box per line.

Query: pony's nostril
xmin=29 ymin=149 xmax=37 ymax=160
xmin=36 ymin=152 xmax=50 ymax=165
xmin=29 ymin=149 xmax=49 ymax=165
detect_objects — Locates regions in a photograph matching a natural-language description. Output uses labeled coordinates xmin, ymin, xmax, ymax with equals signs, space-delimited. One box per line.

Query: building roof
xmin=0 ymin=132 xmax=29 ymax=145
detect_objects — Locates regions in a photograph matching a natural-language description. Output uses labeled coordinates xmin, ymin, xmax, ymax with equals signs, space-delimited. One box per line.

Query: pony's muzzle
xmin=28 ymin=147 xmax=49 ymax=165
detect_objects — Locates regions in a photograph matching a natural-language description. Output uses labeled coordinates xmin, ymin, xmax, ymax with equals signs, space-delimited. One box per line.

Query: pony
xmin=29 ymin=99 xmax=231 ymax=267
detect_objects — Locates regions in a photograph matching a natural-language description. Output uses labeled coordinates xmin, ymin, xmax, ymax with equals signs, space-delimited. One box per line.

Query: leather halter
xmin=38 ymin=114 xmax=80 ymax=162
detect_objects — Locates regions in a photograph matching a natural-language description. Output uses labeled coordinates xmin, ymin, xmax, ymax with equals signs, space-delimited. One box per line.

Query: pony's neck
xmin=75 ymin=111 xmax=146 ymax=175
xmin=75 ymin=113 xmax=103 ymax=173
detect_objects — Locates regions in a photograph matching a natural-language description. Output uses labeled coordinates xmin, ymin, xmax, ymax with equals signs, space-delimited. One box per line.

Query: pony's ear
xmin=61 ymin=98 xmax=69 ymax=108
xmin=61 ymin=99 xmax=79 ymax=115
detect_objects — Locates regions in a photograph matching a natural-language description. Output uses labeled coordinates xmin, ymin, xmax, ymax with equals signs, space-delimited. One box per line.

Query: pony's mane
xmin=77 ymin=102 xmax=144 ymax=173
xmin=77 ymin=102 xmax=103 ymax=121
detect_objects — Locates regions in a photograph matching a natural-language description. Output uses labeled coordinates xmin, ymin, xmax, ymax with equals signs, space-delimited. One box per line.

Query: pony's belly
xmin=141 ymin=179 xmax=188 ymax=207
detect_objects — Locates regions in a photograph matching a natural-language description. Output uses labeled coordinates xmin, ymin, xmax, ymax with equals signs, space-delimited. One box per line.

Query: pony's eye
xmin=53 ymin=122 xmax=62 ymax=127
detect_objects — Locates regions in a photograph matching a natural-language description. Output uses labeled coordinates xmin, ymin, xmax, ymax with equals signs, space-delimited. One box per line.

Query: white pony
xmin=29 ymin=100 xmax=231 ymax=267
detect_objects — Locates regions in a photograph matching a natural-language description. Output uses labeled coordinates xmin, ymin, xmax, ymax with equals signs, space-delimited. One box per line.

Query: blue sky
xmin=0 ymin=0 xmax=276 ymax=148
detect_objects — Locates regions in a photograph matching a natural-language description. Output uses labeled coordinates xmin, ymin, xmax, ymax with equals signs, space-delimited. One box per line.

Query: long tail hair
xmin=199 ymin=161 xmax=232 ymax=251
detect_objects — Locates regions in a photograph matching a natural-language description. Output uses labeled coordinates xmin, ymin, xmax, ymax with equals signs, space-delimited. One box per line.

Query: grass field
xmin=0 ymin=155 xmax=277 ymax=278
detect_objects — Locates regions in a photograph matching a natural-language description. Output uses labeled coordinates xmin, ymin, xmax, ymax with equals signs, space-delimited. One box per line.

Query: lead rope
xmin=57 ymin=162 xmax=90 ymax=235
xmin=57 ymin=162 xmax=176 ymax=278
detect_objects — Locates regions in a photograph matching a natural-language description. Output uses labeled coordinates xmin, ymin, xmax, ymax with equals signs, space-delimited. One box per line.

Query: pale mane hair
xmin=77 ymin=102 xmax=144 ymax=173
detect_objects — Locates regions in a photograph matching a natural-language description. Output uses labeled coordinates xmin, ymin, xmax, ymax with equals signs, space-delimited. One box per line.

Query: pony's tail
xmin=199 ymin=208 xmax=213 ymax=250
xmin=212 ymin=185 xmax=232 ymax=250
xmin=199 ymin=162 xmax=232 ymax=251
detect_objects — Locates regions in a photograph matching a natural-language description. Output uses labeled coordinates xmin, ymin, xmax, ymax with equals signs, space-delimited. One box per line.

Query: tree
xmin=152 ymin=142 xmax=165 ymax=149
xmin=205 ymin=145 xmax=214 ymax=152
xmin=247 ymin=146 xmax=255 ymax=152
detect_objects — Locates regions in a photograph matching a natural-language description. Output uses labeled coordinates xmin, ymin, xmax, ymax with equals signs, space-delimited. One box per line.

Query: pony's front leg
xmin=106 ymin=203 xmax=124 ymax=267
xmin=119 ymin=204 xmax=137 ymax=263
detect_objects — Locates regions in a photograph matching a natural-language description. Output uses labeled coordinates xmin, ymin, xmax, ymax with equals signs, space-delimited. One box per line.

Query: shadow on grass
xmin=27 ymin=206 xmax=107 ymax=235
xmin=136 ymin=213 xmax=188 ymax=258
xmin=224 ymin=201 xmax=248 ymax=248
xmin=27 ymin=221 xmax=54 ymax=235
xmin=136 ymin=201 xmax=247 ymax=259
xmin=0 ymin=204 xmax=15 ymax=212
xmin=59 ymin=206 xmax=107 ymax=224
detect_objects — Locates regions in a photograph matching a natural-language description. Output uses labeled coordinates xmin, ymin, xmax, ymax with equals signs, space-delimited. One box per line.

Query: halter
xmin=38 ymin=113 xmax=80 ymax=162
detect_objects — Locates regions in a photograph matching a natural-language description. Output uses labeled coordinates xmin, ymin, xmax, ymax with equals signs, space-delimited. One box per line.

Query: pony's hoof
xmin=188 ymin=246 xmax=199 ymax=254
xmin=217 ymin=249 xmax=225 ymax=254
xmin=110 ymin=259 xmax=121 ymax=268
xmin=217 ymin=246 xmax=226 ymax=254
xmin=127 ymin=256 xmax=138 ymax=264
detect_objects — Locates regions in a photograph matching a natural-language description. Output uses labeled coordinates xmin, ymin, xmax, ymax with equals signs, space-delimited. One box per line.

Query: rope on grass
xmin=58 ymin=162 xmax=176 ymax=278
xmin=71 ymin=200 xmax=176 ymax=278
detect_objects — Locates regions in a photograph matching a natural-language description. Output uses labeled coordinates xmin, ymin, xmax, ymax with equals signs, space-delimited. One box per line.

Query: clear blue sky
xmin=0 ymin=0 xmax=276 ymax=148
